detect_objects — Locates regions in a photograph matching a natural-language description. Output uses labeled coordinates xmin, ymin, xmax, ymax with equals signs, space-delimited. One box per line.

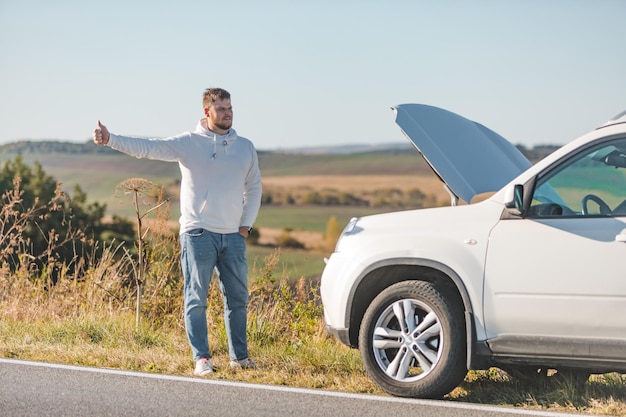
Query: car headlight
xmin=334 ymin=217 xmax=359 ymax=253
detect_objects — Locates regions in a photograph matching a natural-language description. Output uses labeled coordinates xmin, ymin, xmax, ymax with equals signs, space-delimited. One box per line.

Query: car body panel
xmin=393 ymin=104 xmax=531 ymax=203
xmin=484 ymin=216 xmax=626 ymax=340
xmin=321 ymin=200 xmax=505 ymax=341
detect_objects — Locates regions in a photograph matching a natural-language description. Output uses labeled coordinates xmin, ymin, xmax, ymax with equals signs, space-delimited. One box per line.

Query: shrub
xmin=276 ymin=230 xmax=305 ymax=249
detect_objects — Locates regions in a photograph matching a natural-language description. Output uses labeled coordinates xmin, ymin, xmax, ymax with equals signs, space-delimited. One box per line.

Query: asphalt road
xmin=0 ymin=358 xmax=583 ymax=417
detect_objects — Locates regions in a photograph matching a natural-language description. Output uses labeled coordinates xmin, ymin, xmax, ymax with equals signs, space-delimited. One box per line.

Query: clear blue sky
xmin=1 ymin=0 xmax=624 ymax=151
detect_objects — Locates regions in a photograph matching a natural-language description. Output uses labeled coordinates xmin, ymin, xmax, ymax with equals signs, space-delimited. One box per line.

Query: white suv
xmin=320 ymin=104 xmax=626 ymax=399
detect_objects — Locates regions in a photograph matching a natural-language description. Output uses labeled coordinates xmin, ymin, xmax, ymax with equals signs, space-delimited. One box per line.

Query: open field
xmin=257 ymin=205 xmax=385 ymax=233
xmin=151 ymin=174 xmax=448 ymax=226
xmin=262 ymin=174 xmax=449 ymax=198
xmin=0 ymin=149 xmax=445 ymax=216
xmin=258 ymin=149 xmax=434 ymax=176
xmin=248 ymin=245 xmax=327 ymax=281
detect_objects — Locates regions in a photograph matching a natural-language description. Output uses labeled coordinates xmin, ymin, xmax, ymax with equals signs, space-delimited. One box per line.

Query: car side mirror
xmin=504 ymin=184 xmax=525 ymax=216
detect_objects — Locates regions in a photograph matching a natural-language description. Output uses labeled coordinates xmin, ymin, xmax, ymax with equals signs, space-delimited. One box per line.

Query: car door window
xmin=529 ymin=138 xmax=626 ymax=217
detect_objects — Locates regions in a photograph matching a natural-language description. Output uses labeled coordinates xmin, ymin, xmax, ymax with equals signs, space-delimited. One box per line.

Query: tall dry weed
xmin=0 ymin=178 xmax=180 ymax=324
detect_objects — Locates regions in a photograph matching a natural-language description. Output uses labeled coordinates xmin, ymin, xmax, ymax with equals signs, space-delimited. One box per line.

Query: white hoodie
xmin=107 ymin=119 xmax=262 ymax=235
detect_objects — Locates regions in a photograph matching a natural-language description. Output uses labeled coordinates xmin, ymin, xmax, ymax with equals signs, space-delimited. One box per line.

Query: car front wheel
xmin=359 ymin=280 xmax=467 ymax=399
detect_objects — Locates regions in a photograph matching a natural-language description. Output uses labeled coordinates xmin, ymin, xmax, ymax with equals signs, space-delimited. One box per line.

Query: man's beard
xmin=215 ymin=120 xmax=232 ymax=130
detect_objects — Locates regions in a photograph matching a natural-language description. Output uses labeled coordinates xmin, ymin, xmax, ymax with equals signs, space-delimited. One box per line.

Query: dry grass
xmin=263 ymin=175 xmax=452 ymax=205
xmin=0 ymin=311 xmax=380 ymax=393
xmin=263 ymin=175 xmax=448 ymax=194
xmin=0 ymin=242 xmax=381 ymax=394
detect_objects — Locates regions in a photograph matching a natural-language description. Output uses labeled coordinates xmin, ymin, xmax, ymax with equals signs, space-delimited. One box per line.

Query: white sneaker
xmin=230 ymin=357 xmax=257 ymax=370
xmin=194 ymin=358 xmax=214 ymax=376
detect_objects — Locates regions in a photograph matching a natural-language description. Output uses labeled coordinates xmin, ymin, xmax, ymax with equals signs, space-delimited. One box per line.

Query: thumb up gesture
xmin=93 ymin=120 xmax=110 ymax=145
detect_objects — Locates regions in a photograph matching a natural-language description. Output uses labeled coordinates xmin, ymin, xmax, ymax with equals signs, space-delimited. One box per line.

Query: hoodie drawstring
xmin=212 ymin=134 xmax=229 ymax=160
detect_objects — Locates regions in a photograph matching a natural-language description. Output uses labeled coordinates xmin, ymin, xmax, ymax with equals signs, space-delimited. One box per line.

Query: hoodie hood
xmin=194 ymin=119 xmax=238 ymax=142
xmin=194 ymin=119 xmax=238 ymax=159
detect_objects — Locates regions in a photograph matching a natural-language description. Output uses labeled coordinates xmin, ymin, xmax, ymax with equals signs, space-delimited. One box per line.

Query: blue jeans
xmin=180 ymin=229 xmax=250 ymax=361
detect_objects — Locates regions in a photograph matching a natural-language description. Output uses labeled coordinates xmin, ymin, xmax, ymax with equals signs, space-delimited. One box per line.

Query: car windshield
xmin=529 ymin=138 xmax=626 ymax=217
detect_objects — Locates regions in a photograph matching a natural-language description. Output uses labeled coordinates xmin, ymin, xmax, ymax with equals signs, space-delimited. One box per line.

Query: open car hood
xmin=393 ymin=104 xmax=532 ymax=203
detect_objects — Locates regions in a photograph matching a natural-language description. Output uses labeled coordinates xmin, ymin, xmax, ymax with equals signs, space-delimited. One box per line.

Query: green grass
xmin=248 ymin=246 xmax=326 ymax=281
xmin=258 ymin=151 xmax=432 ymax=176
xmin=255 ymin=205 xmax=386 ymax=232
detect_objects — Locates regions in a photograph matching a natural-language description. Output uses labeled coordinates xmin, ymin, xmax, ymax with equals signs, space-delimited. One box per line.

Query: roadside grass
xmin=457 ymin=371 xmax=626 ymax=414
xmin=0 ymin=312 xmax=378 ymax=393
xmin=1 ymin=241 xmax=624 ymax=415
xmin=1 ymin=168 xmax=625 ymax=415
xmin=0 ymin=245 xmax=382 ymax=394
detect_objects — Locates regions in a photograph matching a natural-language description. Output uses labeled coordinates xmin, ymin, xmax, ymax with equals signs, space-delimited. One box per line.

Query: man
xmin=93 ymin=88 xmax=262 ymax=376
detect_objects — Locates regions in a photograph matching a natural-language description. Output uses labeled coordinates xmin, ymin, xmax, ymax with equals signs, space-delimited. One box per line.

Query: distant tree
xmin=302 ymin=191 xmax=321 ymax=205
xmin=261 ymin=192 xmax=273 ymax=205
xmin=276 ymin=229 xmax=305 ymax=249
xmin=283 ymin=193 xmax=295 ymax=205
xmin=405 ymin=188 xmax=428 ymax=208
xmin=323 ymin=216 xmax=342 ymax=251
xmin=0 ymin=140 xmax=120 ymax=155
xmin=337 ymin=192 xmax=368 ymax=206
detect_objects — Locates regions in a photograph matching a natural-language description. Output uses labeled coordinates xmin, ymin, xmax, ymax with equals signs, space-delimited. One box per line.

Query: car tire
xmin=359 ymin=280 xmax=467 ymax=399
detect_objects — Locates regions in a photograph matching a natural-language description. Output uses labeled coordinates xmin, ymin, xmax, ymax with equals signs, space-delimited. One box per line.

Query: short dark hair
xmin=203 ymin=88 xmax=231 ymax=108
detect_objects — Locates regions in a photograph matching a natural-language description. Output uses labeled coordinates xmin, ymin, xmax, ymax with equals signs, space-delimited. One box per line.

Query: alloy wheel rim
xmin=372 ymin=298 xmax=443 ymax=382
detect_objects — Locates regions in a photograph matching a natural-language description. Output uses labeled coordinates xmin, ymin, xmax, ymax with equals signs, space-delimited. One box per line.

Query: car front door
xmin=483 ymin=137 xmax=626 ymax=359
